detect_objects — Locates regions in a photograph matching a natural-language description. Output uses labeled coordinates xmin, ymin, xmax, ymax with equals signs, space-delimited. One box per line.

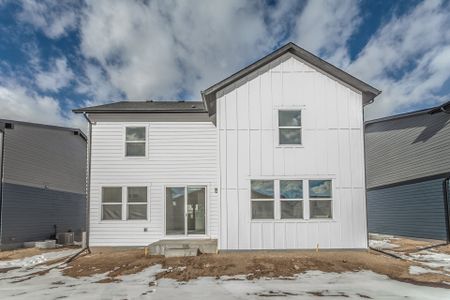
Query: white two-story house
xmin=74 ymin=43 xmax=380 ymax=250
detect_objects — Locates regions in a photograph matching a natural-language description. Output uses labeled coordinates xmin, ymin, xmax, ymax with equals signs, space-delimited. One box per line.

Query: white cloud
xmin=80 ymin=0 xmax=273 ymax=100
xmin=35 ymin=57 xmax=74 ymax=92
xmin=292 ymin=0 xmax=361 ymax=66
xmin=17 ymin=0 xmax=79 ymax=39
xmin=0 ymin=83 xmax=84 ymax=130
xmin=349 ymin=0 xmax=450 ymax=119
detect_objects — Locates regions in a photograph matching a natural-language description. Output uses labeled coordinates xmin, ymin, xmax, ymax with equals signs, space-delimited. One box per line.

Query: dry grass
xmin=62 ymin=247 xmax=450 ymax=288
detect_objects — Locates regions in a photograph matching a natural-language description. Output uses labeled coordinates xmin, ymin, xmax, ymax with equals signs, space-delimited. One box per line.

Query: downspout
xmin=443 ymin=176 xmax=450 ymax=243
xmin=82 ymin=113 xmax=93 ymax=253
xmin=0 ymin=128 xmax=5 ymax=246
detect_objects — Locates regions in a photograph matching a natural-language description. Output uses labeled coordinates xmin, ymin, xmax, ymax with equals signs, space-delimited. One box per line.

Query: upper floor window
xmin=278 ymin=110 xmax=302 ymax=145
xmin=125 ymin=127 xmax=146 ymax=157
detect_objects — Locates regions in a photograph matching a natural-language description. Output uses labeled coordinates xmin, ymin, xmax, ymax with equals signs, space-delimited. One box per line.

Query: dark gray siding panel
xmin=1 ymin=183 xmax=86 ymax=245
xmin=2 ymin=122 xmax=86 ymax=194
xmin=367 ymin=178 xmax=447 ymax=240
xmin=365 ymin=112 xmax=450 ymax=189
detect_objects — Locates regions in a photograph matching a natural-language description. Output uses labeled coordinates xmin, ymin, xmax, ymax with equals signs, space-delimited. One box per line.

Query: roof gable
xmin=201 ymin=42 xmax=381 ymax=117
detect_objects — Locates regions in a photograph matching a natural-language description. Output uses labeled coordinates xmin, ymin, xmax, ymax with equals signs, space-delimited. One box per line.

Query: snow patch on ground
xmin=368 ymin=233 xmax=399 ymax=249
xmin=0 ymin=249 xmax=79 ymax=269
xmin=410 ymin=250 xmax=450 ymax=273
xmin=409 ymin=265 xmax=443 ymax=275
xmin=0 ymin=265 xmax=449 ymax=299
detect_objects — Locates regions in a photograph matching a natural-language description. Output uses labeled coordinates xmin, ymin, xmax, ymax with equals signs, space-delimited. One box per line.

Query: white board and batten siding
xmin=88 ymin=116 xmax=219 ymax=246
xmin=217 ymin=53 xmax=367 ymax=250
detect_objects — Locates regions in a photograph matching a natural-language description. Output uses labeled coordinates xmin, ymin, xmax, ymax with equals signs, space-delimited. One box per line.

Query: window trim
xmin=123 ymin=125 xmax=148 ymax=158
xmin=277 ymin=109 xmax=302 ymax=147
xmin=279 ymin=180 xmax=304 ymax=220
xmin=126 ymin=186 xmax=149 ymax=221
xmin=101 ymin=186 xmax=123 ymax=221
xmin=250 ymin=180 xmax=275 ymax=220
xmin=100 ymin=184 xmax=150 ymax=222
xmin=308 ymin=179 xmax=333 ymax=220
xmin=249 ymin=178 xmax=334 ymax=222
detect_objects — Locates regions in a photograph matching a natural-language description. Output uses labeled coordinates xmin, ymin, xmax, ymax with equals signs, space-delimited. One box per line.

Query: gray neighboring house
xmin=0 ymin=119 xmax=87 ymax=249
xmin=365 ymin=101 xmax=450 ymax=241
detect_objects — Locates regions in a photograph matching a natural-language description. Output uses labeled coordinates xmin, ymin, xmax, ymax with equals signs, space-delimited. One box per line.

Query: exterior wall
xmin=367 ymin=178 xmax=448 ymax=241
xmin=365 ymin=111 xmax=450 ymax=189
xmin=1 ymin=183 xmax=86 ymax=244
xmin=2 ymin=123 xmax=86 ymax=194
xmin=0 ymin=122 xmax=87 ymax=247
xmin=217 ymin=53 xmax=368 ymax=250
xmin=88 ymin=117 xmax=219 ymax=246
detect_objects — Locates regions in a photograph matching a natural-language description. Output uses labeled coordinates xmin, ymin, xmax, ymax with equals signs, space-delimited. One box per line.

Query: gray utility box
xmin=56 ymin=232 xmax=74 ymax=245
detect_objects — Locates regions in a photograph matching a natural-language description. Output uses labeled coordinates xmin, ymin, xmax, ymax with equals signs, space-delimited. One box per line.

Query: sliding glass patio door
xmin=166 ymin=186 xmax=206 ymax=236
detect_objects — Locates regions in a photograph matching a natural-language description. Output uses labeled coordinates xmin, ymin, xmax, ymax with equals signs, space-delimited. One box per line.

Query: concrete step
xmin=164 ymin=247 xmax=199 ymax=258
xmin=148 ymin=239 xmax=217 ymax=256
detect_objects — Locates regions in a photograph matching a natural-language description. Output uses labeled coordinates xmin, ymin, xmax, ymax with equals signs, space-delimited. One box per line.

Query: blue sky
xmin=0 ymin=0 xmax=449 ymax=130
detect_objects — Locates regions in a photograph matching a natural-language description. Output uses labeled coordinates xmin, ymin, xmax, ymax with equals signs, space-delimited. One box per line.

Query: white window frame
xmin=101 ymin=186 xmax=123 ymax=221
xmin=250 ymin=180 xmax=275 ymax=220
xmin=124 ymin=125 xmax=148 ymax=158
xmin=277 ymin=109 xmax=302 ymax=146
xmin=279 ymin=180 xmax=304 ymax=219
xmin=100 ymin=184 xmax=150 ymax=222
xmin=249 ymin=178 xmax=335 ymax=222
xmin=308 ymin=179 xmax=333 ymax=219
xmin=126 ymin=186 xmax=149 ymax=221
xmin=163 ymin=184 xmax=208 ymax=236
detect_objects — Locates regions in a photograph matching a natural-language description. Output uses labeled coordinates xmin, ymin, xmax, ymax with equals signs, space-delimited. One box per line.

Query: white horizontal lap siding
xmin=89 ymin=121 xmax=219 ymax=246
xmin=218 ymin=53 xmax=367 ymax=250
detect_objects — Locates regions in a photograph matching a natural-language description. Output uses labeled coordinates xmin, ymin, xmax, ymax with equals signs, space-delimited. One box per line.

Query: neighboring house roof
xmin=73 ymin=101 xmax=206 ymax=114
xmin=201 ymin=42 xmax=381 ymax=118
xmin=365 ymin=100 xmax=450 ymax=189
xmin=0 ymin=119 xmax=87 ymax=141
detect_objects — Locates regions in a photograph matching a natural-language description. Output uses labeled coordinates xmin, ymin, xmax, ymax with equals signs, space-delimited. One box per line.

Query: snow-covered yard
xmin=0 ymin=264 xmax=449 ymax=299
xmin=0 ymin=241 xmax=449 ymax=300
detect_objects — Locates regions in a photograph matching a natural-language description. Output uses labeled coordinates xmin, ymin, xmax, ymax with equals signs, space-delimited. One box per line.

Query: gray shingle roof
xmin=73 ymin=101 xmax=206 ymax=113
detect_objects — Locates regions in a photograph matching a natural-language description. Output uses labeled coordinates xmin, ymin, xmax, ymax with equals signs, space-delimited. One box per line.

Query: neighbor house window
xmin=125 ymin=127 xmax=146 ymax=157
xmin=251 ymin=180 xmax=274 ymax=219
xmin=102 ymin=187 xmax=122 ymax=220
xmin=280 ymin=180 xmax=303 ymax=219
xmin=309 ymin=180 xmax=332 ymax=219
xmin=278 ymin=110 xmax=301 ymax=145
xmin=127 ymin=187 xmax=148 ymax=220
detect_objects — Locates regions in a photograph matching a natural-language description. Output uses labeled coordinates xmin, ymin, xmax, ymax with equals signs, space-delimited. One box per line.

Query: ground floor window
xmin=101 ymin=185 xmax=148 ymax=221
xmin=127 ymin=187 xmax=148 ymax=220
xmin=309 ymin=180 xmax=332 ymax=219
xmin=250 ymin=179 xmax=333 ymax=220
xmin=280 ymin=180 xmax=303 ymax=219
xmin=102 ymin=187 xmax=122 ymax=220
xmin=251 ymin=180 xmax=275 ymax=219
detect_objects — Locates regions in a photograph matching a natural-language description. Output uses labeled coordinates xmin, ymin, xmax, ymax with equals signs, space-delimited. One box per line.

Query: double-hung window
xmin=102 ymin=187 xmax=122 ymax=220
xmin=309 ymin=180 xmax=333 ymax=219
xmin=280 ymin=180 xmax=303 ymax=219
xmin=127 ymin=187 xmax=148 ymax=220
xmin=101 ymin=186 xmax=148 ymax=221
xmin=125 ymin=127 xmax=146 ymax=157
xmin=278 ymin=110 xmax=302 ymax=145
xmin=251 ymin=180 xmax=274 ymax=219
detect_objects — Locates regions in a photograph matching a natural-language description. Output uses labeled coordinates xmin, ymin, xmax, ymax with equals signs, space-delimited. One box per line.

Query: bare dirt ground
xmin=62 ymin=247 xmax=450 ymax=288
xmin=0 ymin=246 xmax=78 ymax=261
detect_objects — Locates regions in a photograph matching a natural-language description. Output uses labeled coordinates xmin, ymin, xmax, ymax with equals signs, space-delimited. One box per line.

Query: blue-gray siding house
xmin=0 ymin=119 xmax=87 ymax=249
xmin=365 ymin=101 xmax=450 ymax=241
